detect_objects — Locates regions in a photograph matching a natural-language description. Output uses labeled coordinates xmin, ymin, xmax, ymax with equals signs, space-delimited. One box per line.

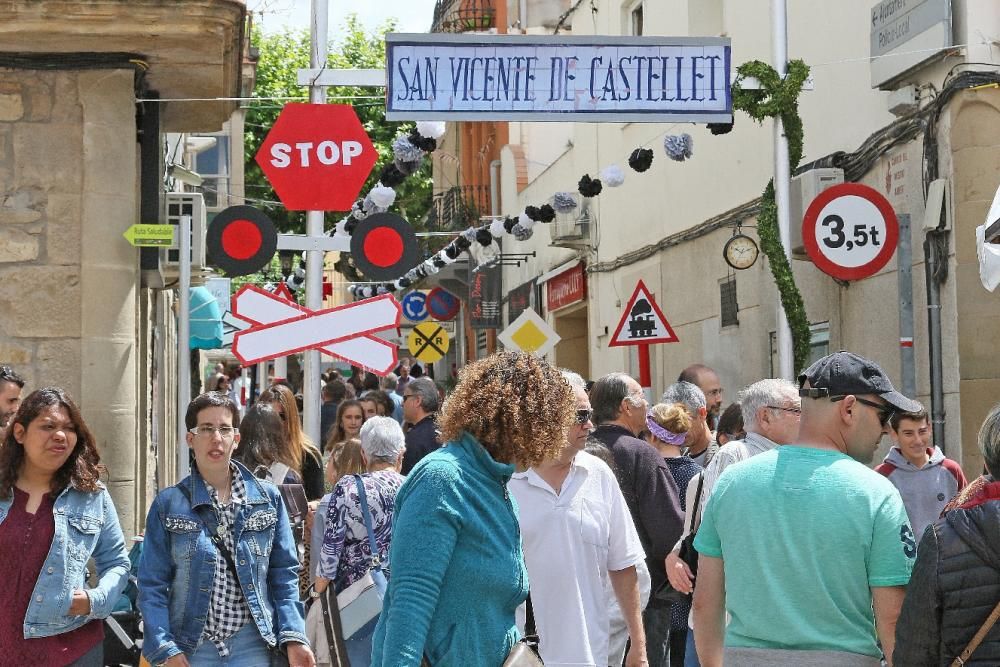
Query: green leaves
xmin=732 ymin=59 xmax=812 ymax=374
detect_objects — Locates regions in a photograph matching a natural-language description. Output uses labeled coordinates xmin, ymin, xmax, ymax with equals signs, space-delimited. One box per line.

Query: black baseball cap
xmin=798 ymin=351 xmax=921 ymax=413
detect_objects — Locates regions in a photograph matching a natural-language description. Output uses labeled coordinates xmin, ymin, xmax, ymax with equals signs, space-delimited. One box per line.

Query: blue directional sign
xmin=401 ymin=291 xmax=429 ymax=322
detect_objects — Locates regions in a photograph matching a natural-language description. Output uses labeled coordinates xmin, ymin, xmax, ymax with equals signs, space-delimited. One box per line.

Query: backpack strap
xmin=952 ymin=599 xmax=1000 ymax=666
xmin=353 ymin=475 xmax=382 ymax=571
xmin=177 ymin=482 xmax=240 ymax=581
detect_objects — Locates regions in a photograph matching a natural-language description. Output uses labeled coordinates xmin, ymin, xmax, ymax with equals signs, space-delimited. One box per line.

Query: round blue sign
xmin=401 ymin=291 xmax=429 ymax=322
xmin=427 ymin=287 xmax=461 ymax=321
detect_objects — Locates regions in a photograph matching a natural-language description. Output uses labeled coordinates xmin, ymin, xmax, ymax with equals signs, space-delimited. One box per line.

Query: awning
xmin=189 ymin=286 xmax=224 ymax=349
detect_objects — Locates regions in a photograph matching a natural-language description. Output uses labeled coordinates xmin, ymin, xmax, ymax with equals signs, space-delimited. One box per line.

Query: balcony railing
xmin=426 ymin=185 xmax=492 ymax=231
xmin=431 ymin=0 xmax=496 ymax=33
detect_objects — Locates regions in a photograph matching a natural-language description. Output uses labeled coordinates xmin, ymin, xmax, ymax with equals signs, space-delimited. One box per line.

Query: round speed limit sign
xmin=802 ymin=183 xmax=899 ymax=281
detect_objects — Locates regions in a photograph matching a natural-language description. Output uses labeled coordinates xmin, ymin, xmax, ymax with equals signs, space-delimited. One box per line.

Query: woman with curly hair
xmin=261 ymin=385 xmax=324 ymax=500
xmin=371 ymin=351 xmax=576 ymax=667
xmin=0 ymin=387 xmax=130 ymax=666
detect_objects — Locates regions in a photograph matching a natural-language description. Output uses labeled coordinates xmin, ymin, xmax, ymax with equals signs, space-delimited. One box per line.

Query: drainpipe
xmin=519 ymin=0 xmax=527 ymax=30
xmin=490 ymin=159 xmax=502 ymax=217
xmin=924 ymin=229 xmax=947 ymax=452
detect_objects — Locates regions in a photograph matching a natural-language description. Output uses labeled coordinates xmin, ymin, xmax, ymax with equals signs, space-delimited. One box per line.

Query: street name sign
xmin=870 ymin=0 xmax=951 ymax=88
xmin=123 ymin=224 xmax=175 ymax=247
xmin=802 ymin=183 xmax=899 ymax=281
xmin=609 ymin=280 xmax=679 ymax=346
xmin=386 ymin=33 xmax=732 ymax=123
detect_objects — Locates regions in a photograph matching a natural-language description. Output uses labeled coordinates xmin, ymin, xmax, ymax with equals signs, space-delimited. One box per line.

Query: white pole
xmin=772 ymin=0 xmax=795 ymax=380
xmin=177 ymin=214 xmax=192 ymax=479
xmin=302 ymin=0 xmax=329 ymax=445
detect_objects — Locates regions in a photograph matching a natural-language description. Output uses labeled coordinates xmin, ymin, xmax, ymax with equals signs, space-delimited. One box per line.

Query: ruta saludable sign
xmin=385 ymin=33 xmax=732 ymax=123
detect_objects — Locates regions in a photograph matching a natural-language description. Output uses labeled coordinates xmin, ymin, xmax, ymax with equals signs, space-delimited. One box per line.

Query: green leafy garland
xmin=732 ymin=59 xmax=812 ymax=373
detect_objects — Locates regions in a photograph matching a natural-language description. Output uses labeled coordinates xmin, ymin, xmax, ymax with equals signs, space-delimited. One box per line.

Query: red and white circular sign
xmin=802 ymin=183 xmax=899 ymax=281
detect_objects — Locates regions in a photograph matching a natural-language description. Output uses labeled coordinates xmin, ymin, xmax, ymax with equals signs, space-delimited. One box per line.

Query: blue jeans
xmin=188 ymin=623 xmax=271 ymax=666
xmin=642 ymin=605 xmax=671 ymax=667
xmin=684 ymin=628 xmax=700 ymax=667
xmin=344 ymin=615 xmax=378 ymax=666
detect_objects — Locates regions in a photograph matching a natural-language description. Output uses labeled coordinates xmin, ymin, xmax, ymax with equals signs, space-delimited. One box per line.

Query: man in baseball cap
xmin=692 ymin=350 xmax=915 ymax=666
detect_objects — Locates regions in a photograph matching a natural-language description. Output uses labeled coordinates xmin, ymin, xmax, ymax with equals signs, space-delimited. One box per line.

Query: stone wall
xmin=0 ymin=67 xmax=140 ymax=531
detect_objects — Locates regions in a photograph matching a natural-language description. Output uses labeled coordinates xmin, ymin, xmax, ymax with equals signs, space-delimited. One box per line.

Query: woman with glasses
xmin=0 ymin=387 xmax=131 ymax=667
xmin=371 ymin=351 xmax=576 ymax=666
xmin=138 ymin=391 xmax=315 ymax=667
xmin=262 ymin=385 xmax=325 ymax=501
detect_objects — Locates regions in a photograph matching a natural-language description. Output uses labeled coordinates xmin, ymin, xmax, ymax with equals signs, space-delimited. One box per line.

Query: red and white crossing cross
xmin=230 ymin=285 xmax=400 ymax=375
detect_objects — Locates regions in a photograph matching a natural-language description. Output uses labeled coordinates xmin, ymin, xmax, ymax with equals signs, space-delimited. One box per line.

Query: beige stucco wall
xmin=0 ymin=67 xmax=140 ymax=531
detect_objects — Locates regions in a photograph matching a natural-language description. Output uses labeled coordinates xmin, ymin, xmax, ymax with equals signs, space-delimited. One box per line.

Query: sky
xmin=249 ymin=0 xmax=439 ymax=36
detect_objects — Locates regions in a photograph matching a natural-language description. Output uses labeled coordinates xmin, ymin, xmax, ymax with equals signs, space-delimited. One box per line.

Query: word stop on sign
xmin=269 ymin=141 xmax=365 ymax=168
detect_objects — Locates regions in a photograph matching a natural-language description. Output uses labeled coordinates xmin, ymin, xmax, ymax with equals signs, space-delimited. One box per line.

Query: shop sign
xmin=470 ymin=261 xmax=503 ymax=329
xmin=386 ymin=33 xmax=732 ymax=123
xmin=507 ymin=279 xmax=536 ymax=324
xmin=547 ymin=263 xmax=586 ymax=312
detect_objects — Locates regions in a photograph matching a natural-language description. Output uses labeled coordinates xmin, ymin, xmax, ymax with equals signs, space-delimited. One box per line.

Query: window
xmin=720 ymin=277 xmax=738 ymax=327
xmin=631 ymin=3 xmax=644 ymax=35
xmin=769 ymin=321 xmax=832 ymax=376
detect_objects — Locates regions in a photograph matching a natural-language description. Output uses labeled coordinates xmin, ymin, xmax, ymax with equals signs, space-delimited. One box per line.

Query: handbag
xmin=306 ymin=585 xmax=350 ymax=667
xmin=420 ymin=595 xmax=543 ymax=667
xmin=951 ymin=597 xmax=1000 ymax=667
xmin=656 ymin=473 xmax=706 ymax=606
xmin=337 ymin=475 xmax=388 ymax=639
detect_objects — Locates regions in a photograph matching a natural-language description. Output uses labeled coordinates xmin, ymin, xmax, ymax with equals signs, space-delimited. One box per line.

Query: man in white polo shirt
xmin=509 ymin=370 xmax=648 ymax=667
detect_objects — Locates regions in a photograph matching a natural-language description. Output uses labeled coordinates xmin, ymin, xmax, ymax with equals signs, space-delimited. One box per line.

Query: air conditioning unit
xmin=550 ymin=194 xmax=593 ymax=249
xmin=789 ymin=168 xmax=844 ymax=260
xmin=162 ymin=192 xmax=207 ymax=282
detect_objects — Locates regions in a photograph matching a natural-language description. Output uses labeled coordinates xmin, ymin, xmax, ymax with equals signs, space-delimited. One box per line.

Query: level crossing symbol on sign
xmin=609 ymin=280 xmax=679 ymax=346
xmin=802 ymin=183 xmax=899 ymax=282
xmin=401 ymin=291 xmax=429 ymax=322
xmin=229 ymin=285 xmax=400 ymax=375
xmin=408 ymin=322 xmax=450 ymax=363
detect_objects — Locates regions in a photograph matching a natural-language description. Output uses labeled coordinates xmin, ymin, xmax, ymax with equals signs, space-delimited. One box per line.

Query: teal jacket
xmin=372 ymin=432 xmax=528 ymax=666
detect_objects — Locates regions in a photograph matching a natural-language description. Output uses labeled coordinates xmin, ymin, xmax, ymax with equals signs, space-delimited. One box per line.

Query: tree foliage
xmin=245 ymin=16 xmax=433 ymax=235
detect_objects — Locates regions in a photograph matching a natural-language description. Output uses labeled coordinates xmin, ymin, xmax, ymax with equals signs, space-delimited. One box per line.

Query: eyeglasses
xmin=189 ymin=425 xmax=237 ymax=439
xmin=575 ymin=409 xmax=593 ymax=424
xmin=767 ymin=405 xmax=801 ymax=415
xmin=402 ymin=394 xmax=417 ymax=402
xmin=831 ymin=395 xmax=894 ymax=427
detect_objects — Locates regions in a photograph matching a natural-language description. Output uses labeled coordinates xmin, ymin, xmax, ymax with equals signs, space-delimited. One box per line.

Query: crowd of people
xmin=1 ymin=349 xmax=999 ymax=666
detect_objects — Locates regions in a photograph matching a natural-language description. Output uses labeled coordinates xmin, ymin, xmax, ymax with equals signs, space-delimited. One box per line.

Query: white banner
xmin=386 ymin=33 xmax=731 ymax=123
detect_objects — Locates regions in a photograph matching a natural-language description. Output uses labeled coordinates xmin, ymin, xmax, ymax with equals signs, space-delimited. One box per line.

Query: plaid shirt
xmin=201 ymin=467 xmax=253 ymax=656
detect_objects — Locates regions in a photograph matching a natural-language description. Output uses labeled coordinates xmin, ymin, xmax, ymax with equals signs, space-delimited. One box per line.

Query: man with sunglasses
xmin=692 ymin=351 xmax=920 ymax=667
xmin=508 ymin=371 xmax=648 ymax=667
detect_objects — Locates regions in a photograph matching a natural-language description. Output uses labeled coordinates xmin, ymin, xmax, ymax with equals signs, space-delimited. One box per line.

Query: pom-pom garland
xmin=394 ymin=157 xmax=423 ymax=176
xmin=392 ymin=135 xmax=425 ymax=164
xmin=600 ymin=164 xmax=625 ymax=187
xmin=489 ymin=218 xmax=506 ymax=237
xmin=416 ymin=121 xmax=446 ymax=140
xmin=536 ymin=204 xmax=556 ymax=223
xmin=503 ymin=217 xmax=518 ymax=233
xmin=553 ymin=192 xmax=578 ymax=214
xmin=475 ymin=228 xmax=494 ymax=246
xmin=379 ymin=163 xmax=406 ymax=188
xmin=578 ymin=174 xmax=603 ymax=198
xmin=368 ymin=185 xmax=396 ymax=209
xmin=708 ymin=120 xmax=734 ymax=135
xmin=628 ymin=147 xmax=654 ymax=172
xmin=408 ymin=131 xmax=437 ymax=153
xmin=664 ymin=133 xmax=694 ymax=161
xmin=512 ymin=223 xmax=534 ymax=241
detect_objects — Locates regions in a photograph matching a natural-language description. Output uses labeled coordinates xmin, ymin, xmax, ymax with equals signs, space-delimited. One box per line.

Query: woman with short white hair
xmin=316 ymin=416 xmax=406 ymax=665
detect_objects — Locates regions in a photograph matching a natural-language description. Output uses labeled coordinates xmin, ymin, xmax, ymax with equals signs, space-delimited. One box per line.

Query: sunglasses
xmin=575 ymin=409 xmax=593 ymax=425
xmin=831 ymin=395 xmax=894 ymax=427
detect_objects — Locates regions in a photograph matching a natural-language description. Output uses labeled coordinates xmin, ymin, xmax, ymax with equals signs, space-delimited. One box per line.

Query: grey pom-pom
xmin=664 ymin=133 xmax=694 ymax=161
xmin=512 ymin=223 xmax=534 ymax=241
xmin=392 ymin=135 xmax=425 ymax=163
xmin=553 ymin=192 xmax=578 ymax=214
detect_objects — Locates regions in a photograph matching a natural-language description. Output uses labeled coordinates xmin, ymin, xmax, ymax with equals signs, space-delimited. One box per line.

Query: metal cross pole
xmin=301 ymin=0 xmax=331 ymax=447
xmin=772 ymin=0 xmax=795 ymax=380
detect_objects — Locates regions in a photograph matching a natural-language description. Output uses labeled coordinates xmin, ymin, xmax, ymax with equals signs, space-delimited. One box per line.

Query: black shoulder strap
xmin=690 ymin=473 xmax=707 ymax=530
xmin=525 ymin=593 xmax=536 ymax=637
xmin=177 ymin=482 xmax=240 ymax=580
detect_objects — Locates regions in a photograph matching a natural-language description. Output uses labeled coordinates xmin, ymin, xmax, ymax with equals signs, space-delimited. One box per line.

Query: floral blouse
xmin=317 ymin=469 xmax=405 ymax=593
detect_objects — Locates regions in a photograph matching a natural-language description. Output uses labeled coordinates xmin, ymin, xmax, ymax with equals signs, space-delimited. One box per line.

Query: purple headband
xmin=646 ymin=413 xmax=687 ymax=445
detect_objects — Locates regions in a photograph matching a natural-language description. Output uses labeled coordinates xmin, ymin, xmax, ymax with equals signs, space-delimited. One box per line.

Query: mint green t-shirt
xmin=693 ymin=446 xmax=915 ymax=659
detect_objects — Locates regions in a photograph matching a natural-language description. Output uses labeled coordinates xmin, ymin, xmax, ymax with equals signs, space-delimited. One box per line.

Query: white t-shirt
xmin=508 ymin=451 xmax=646 ymax=667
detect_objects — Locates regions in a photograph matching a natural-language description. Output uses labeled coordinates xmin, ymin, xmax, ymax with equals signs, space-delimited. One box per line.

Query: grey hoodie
xmin=875 ymin=445 xmax=967 ymax=540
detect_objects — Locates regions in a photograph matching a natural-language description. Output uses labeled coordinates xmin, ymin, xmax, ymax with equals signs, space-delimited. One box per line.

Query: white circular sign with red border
xmin=802 ymin=183 xmax=899 ymax=281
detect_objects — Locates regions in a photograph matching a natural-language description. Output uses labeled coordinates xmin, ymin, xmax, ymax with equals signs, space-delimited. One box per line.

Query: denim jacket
xmin=0 ymin=483 xmax=130 ymax=638
xmin=137 ymin=462 xmax=308 ymax=664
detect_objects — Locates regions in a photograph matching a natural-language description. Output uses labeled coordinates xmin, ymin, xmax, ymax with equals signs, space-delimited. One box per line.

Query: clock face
xmin=724 ymin=234 xmax=759 ymax=270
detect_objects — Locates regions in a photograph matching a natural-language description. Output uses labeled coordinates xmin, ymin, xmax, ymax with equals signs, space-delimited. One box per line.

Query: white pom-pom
xmin=441 ymin=250 xmax=459 ymax=265
xmin=334 ymin=218 xmax=349 ymax=237
xmin=600 ymin=164 xmax=625 ymax=187
xmin=518 ymin=211 xmax=536 ymax=230
xmin=416 ymin=121 xmax=446 ymax=140
xmin=489 ymin=218 xmax=506 ymax=238
xmin=369 ymin=185 xmax=396 ymax=209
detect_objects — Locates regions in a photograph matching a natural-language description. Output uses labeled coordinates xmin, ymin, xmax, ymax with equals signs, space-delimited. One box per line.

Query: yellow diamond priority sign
xmin=408 ymin=322 xmax=450 ymax=363
xmin=497 ymin=309 xmax=560 ymax=357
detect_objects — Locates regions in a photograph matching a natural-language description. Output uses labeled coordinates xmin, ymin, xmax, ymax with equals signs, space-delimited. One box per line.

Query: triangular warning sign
xmin=609 ymin=280 xmax=679 ymax=347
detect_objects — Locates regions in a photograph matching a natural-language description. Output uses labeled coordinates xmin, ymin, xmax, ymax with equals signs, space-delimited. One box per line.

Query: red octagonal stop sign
xmin=255 ymin=103 xmax=377 ymax=211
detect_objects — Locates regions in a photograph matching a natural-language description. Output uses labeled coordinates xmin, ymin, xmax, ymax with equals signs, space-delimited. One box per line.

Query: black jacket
xmin=895 ymin=490 xmax=1000 ymax=666
xmin=590 ymin=423 xmax=684 ymax=593
xmin=401 ymin=415 xmax=440 ymax=475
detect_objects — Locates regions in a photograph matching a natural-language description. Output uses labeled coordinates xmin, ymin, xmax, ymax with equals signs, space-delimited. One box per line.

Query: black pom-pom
xmin=414 ymin=266 xmax=428 ymax=279
xmin=708 ymin=120 xmax=734 ymax=135
xmin=454 ymin=236 xmax=472 ymax=251
xmin=444 ymin=244 xmax=461 ymax=259
xmin=537 ymin=204 xmax=556 ymax=223
xmin=524 ymin=205 xmax=542 ymax=222
xmin=408 ymin=131 xmax=437 ymax=152
xmin=578 ymin=174 xmax=603 ymax=198
xmin=433 ymin=256 xmax=447 ymax=268
xmin=628 ymin=147 xmax=654 ymax=172
xmin=344 ymin=218 xmax=358 ymax=235
xmin=475 ymin=228 xmax=494 ymax=246
xmin=395 ymin=158 xmax=423 ymax=176
xmin=398 ymin=277 xmax=412 ymax=289
xmin=503 ymin=217 xmax=518 ymax=233
xmin=379 ymin=163 xmax=406 ymax=187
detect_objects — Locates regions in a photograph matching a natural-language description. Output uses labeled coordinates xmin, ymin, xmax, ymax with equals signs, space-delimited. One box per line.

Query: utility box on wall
xmin=789 ymin=168 xmax=845 ymax=260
